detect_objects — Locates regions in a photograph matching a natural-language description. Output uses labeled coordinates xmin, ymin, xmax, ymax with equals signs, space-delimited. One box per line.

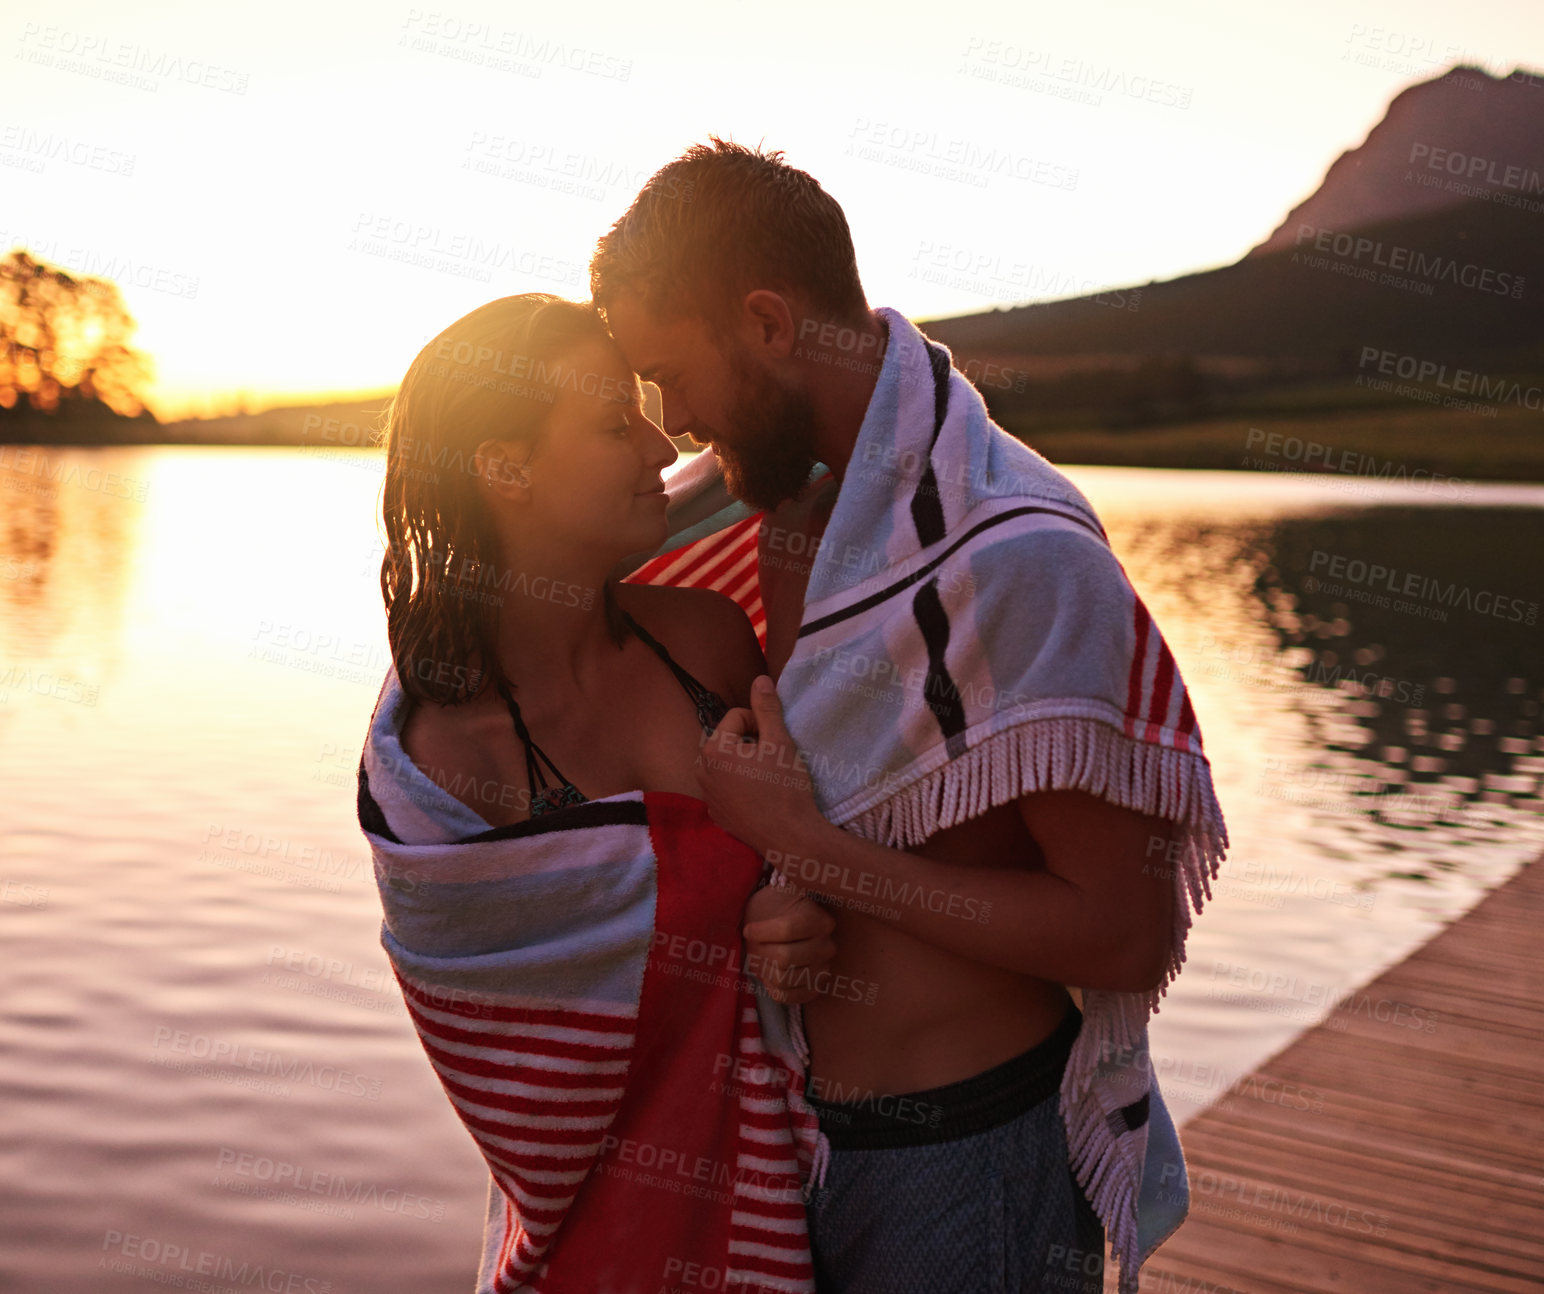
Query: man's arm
xmin=697 ymin=680 xmax=1175 ymax=995
xmin=772 ymin=789 xmax=1174 ymax=993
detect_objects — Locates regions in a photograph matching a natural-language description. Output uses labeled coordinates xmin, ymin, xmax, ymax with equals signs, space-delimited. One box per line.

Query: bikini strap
xmin=493 ymin=675 xmax=578 ymax=800
xmin=488 ymin=610 xmax=728 ymax=812
xmin=621 ymin=608 xmax=731 ymax=732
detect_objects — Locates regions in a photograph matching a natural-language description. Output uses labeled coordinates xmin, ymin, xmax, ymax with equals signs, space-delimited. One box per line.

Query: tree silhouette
xmin=0 ymin=248 xmax=151 ymax=420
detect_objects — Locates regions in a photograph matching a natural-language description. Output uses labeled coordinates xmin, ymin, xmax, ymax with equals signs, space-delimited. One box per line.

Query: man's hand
xmin=696 ymin=675 xmax=824 ymax=858
xmin=741 ymin=882 xmax=837 ymax=1005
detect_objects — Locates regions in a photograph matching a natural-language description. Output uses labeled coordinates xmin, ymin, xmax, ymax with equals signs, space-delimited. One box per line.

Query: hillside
xmin=914 ymin=64 xmax=1544 ymax=462
xmin=1250 ymin=66 xmax=1544 ymax=257
xmin=920 ymin=193 xmax=1544 ymax=366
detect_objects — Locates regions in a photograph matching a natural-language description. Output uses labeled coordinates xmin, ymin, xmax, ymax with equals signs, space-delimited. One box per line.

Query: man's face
xmin=604 ymin=290 xmax=820 ymax=512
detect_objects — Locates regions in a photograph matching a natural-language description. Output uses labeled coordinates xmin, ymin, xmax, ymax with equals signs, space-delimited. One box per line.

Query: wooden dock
xmin=1122 ymin=855 xmax=1544 ymax=1294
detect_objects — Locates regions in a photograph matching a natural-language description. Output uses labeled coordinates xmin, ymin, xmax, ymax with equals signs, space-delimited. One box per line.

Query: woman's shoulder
xmin=397 ymin=687 xmax=506 ymax=800
xmin=615 ymin=581 xmax=765 ymax=708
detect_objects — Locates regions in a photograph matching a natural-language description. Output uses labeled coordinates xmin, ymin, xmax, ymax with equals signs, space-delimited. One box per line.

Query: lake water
xmin=2 ymin=445 xmax=1541 ymax=1293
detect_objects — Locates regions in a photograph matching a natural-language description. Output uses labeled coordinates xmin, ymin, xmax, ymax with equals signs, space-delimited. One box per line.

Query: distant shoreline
xmin=5 ymin=397 xmax=1541 ymax=485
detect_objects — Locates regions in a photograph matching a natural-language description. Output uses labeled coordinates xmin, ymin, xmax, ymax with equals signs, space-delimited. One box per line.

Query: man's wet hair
xmin=590 ymin=136 xmax=868 ymax=332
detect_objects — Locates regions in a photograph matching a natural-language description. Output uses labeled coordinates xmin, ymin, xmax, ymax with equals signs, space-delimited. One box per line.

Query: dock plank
xmin=1111 ymin=856 xmax=1544 ymax=1293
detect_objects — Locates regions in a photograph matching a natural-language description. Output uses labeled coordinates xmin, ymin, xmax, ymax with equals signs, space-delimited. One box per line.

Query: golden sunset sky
xmin=4 ymin=0 xmax=1541 ymax=420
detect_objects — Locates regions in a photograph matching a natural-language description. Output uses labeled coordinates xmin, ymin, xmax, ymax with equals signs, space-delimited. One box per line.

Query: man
xmin=593 ymin=139 xmax=1225 ymax=1294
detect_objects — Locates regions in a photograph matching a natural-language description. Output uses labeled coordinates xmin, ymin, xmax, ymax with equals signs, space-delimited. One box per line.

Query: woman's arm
xmin=740 ymin=881 xmax=837 ymax=1004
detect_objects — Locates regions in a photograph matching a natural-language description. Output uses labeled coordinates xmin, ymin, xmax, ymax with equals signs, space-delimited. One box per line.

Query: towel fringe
xmin=842 ymin=715 xmax=1227 ymax=1010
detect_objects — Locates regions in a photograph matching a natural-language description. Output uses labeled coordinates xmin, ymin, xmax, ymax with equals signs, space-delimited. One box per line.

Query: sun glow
xmin=5 ymin=0 xmax=1540 ymax=421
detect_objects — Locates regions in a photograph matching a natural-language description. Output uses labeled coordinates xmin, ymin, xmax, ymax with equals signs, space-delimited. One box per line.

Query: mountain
xmin=921 ymin=193 xmax=1543 ymax=365
xmin=920 ymin=66 xmax=1544 ymax=375
xmin=1250 ymin=66 xmax=1544 ymax=257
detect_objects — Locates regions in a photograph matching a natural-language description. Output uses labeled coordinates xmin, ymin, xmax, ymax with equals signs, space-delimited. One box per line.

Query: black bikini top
xmin=491 ymin=608 xmax=731 ymax=818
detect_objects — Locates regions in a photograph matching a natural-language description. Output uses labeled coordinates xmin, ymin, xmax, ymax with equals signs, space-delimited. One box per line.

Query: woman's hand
xmin=695 ymin=675 xmax=824 ymax=859
xmin=741 ymin=882 xmax=837 ymax=1005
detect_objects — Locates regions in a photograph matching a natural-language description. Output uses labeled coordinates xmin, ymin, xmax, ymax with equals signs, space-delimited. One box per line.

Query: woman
xmin=355 ymin=293 xmax=825 ymax=1294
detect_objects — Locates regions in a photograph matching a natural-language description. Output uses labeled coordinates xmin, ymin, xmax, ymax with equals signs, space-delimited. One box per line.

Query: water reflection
xmin=1 ymin=449 xmax=1540 ymax=1293
xmin=1247 ymin=508 xmax=1541 ymax=874
xmin=1055 ymin=469 xmax=1544 ymax=1124
xmin=0 ymin=447 xmax=143 ymax=741
xmin=1080 ymin=481 xmax=1544 ymax=884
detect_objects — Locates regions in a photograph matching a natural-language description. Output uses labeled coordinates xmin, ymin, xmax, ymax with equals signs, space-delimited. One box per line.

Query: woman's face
xmin=516 ymin=336 xmax=679 ymax=562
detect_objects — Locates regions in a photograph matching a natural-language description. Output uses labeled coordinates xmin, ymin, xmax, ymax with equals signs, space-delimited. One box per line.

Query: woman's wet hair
xmin=378 ymin=293 xmax=628 ymax=707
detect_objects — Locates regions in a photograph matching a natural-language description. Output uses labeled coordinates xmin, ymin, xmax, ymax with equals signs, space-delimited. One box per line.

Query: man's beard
xmin=712 ymin=348 xmax=821 ymax=513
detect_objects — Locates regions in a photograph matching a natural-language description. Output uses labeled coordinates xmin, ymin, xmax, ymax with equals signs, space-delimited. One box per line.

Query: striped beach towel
xmin=357 ymin=666 xmax=819 ymax=1294
xmin=621 ymin=307 xmax=1229 ymax=1293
